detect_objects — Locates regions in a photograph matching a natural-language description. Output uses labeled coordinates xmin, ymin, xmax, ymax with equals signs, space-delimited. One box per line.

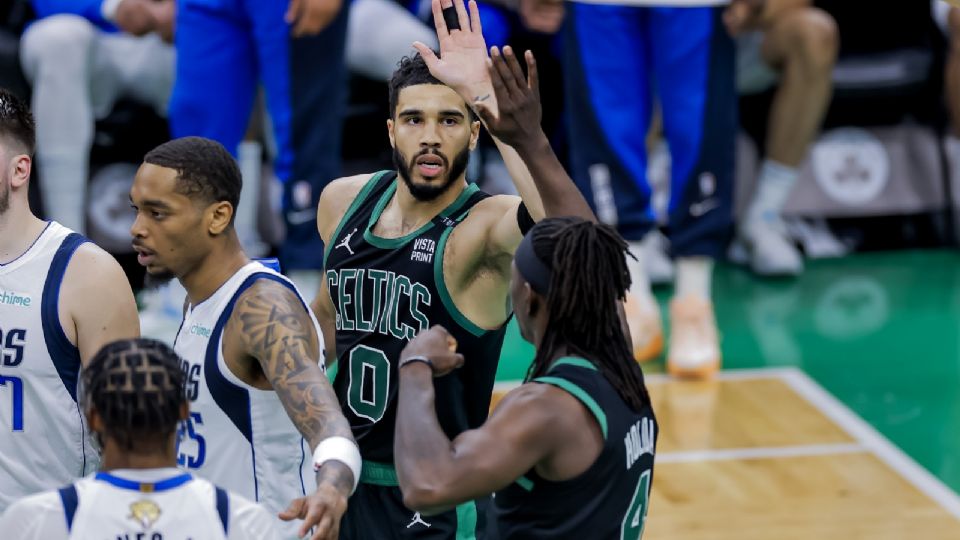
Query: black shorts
xmin=339 ymin=462 xmax=489 ymax=540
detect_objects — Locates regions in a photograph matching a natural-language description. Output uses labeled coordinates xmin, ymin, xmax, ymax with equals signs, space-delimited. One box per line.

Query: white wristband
xmin=312 ymin=437 xmax=361 ymax=494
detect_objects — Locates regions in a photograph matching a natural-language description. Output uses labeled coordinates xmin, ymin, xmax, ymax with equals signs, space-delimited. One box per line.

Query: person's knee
xmin=783 ymin=8 xmax=839 ymax=73
xmin=20 ymin=14 xmax=97 ymax=77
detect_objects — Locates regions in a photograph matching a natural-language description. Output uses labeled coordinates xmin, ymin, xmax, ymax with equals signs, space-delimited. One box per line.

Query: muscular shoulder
xmin=317 ymin=173 xmax=376 ymax=242
xmin=227 ymin=277 xmax=318 ymax=355
xmin=467 ymin=194 xmax=521 ymax=223
xmin=59 ymin=242 xmax=138 ymax=331
xmin=494 ymin=381 xmax=593 ymax=436
xmin=61 ymin=242 xmax=127 ymax=289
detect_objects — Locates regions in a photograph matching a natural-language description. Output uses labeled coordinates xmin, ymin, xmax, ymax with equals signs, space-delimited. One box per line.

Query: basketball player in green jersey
xmin=311 ymin=1 xmax=591 ymax=537
xmin=394 ymin=216 xmax=658 ymax=539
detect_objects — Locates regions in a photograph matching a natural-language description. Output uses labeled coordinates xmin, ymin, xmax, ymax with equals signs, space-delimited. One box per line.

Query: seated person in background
xmin=20 ymin=0 xmax=174 ymax=234
xmin=937 ymin=1 xmax=960 ymax=158
xmin=727 ymin=0 xmax=838 ymax=276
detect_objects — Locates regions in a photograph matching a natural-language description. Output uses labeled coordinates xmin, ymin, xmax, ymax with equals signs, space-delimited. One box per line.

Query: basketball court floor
xmin=493 ymin=249 xmax=960 ymax=538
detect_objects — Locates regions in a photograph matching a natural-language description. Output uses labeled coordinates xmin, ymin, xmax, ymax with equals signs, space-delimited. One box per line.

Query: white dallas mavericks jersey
xmin=0 ymin=221 xmax=98 ymax=512
xmin=174 ymin=262 xmax=323 ymax=538
xmin=0 ymin=468 xmax=278 ymax=539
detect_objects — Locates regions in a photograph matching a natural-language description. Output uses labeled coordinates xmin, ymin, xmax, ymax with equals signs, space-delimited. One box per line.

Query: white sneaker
xmin=740 ymin=221 xmax=803 ymax=277
xmin=635 ymin=231 xmax=674 ymax=286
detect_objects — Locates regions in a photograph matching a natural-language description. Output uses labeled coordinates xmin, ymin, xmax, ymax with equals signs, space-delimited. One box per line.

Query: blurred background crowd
xmin=0 ymin=0 xmax=957 ymax=337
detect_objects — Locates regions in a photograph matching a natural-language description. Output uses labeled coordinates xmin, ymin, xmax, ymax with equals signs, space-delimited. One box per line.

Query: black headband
xmin=515 ymin=231 xmax=552 ymax=296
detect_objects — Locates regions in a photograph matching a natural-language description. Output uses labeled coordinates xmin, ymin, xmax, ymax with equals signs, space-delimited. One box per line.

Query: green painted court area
xmin=494 ymin=249 xmax=960 ymax=494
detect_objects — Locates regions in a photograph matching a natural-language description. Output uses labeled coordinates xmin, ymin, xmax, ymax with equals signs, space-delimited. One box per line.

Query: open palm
xmin=414 ymin=0 xmax=492 ymax=101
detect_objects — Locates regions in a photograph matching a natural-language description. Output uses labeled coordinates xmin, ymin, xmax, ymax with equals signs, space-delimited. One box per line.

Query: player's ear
xmin=386 ymin=118 xmax=396 ymax=148
xmin=178 ymin=402 xmax=190 ymax=422
xmin=469 ymin=119 xmax=481 ymax=151
xmin=9 ymin=154 xmax=30 ymax=189
xmin=207 ymin=201 xmax=233 ymax=235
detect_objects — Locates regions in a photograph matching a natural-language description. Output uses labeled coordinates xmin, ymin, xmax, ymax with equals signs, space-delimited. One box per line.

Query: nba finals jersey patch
xmin=128 ymin=500 xmax=162 ymax=529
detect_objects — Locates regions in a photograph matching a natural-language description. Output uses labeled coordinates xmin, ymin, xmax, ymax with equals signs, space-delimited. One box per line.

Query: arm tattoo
xmin=232 ymin=282 xmax=354 ymax=449
xmin=474 ymin=94 xmax=491 ymax=102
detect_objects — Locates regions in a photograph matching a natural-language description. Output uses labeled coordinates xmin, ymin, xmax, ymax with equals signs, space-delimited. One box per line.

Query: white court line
xmin=657 ymin=443 xmax=865 ymax=464
xmin=779 ymin=367 xmax=960 ymax=521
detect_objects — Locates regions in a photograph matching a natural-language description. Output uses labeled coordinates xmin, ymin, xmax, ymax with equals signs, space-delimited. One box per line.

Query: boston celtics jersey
xmin=325 ymin=171 xmax=508 ymax=464
xmin=491 ymin=357 xmax=658 ymax=540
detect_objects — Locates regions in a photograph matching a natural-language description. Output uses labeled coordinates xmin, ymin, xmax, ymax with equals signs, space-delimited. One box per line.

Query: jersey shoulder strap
xmin=58 ymin=484 xmax=79 ymax=532
xmin=324 ymin=170 xmax=396 ymax=263
xmin=533 ymin=357 xmax=609 ymax=440
xmin=215 ymin=487 xmax=229 ymax=534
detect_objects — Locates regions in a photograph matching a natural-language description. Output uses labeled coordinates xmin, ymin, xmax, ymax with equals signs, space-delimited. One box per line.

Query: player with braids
xmin=80 ymin=338 xmax=186 ymax=452
xmin=524 ymin=217 xmax=652 ymax=413
xmin=392 ymin=216 xmax=658 ymax=539
xmin=0 ymin=338 xmax=280 ymax=539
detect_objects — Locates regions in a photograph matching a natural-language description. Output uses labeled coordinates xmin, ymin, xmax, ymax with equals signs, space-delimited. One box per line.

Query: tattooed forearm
xmin=233 ymin=282 xmax=354 ymax=448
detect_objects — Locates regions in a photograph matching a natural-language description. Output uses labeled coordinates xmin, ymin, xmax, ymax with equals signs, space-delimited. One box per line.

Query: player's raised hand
xmin=413 ymin=0 xmax=493 ymax=104
xmin=473 ymin=47 xmax=542 ymax=151
xmin=401 ymin=325 xmax=465 ymax=377
xmin=279 ymin=464 xmax=350 ymax=540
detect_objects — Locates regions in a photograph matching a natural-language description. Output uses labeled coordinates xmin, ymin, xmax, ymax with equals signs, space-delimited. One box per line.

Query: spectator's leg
xmin=564 ymin=4 xmax=663 ymax=362
xmin=104 ymin=33 xmax=176 ymax=119
xmin=651 ymin=6 xmax=735 ymax=378
xmin=249 ymin=0 xmax=349 ymax=285
xmin=347 ymin=0 xmax=437 ymax=81
xmin=740 ymin=8 xmax=837 ymax=276
xmin=19 ymin=15 xmax=99 ymax=233
xmin=167 ymin=1 xmax=257 ymax=156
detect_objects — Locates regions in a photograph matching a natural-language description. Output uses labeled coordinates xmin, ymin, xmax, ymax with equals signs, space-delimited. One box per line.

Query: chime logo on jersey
xmin=326 ymin=268 xmax=431 ymax=340
xmin=0 ymin=289 xmax=31 ymax=307
xmin=128 ymin=500 xmax=162 ymax=529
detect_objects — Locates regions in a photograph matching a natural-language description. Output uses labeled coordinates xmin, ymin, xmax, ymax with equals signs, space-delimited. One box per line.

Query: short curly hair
xmin=0 ymin=88 xmax=35 ymax=156
xmin=388 ymin=53 xmax=475 ymax=121
xmin=144 ymin=136 xmax=241 ymax=225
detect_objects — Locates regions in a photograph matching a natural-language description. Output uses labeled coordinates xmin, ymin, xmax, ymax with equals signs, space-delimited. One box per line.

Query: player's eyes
xmin=442 ymin=118 xmax=459 ymax=126
xmin=406 ymin=117 xmax=422 ymax=125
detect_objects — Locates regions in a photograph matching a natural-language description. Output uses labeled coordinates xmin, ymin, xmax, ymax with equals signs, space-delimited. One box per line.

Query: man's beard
xmin=394 ymin=145 xmax=470 ymax=202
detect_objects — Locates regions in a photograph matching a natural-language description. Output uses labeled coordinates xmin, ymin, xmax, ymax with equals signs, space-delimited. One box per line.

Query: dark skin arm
xmin=476 ymin=46 xmax=596 ymax=224
xmin=225 ymin=280 xmax=354 ymax=540
xmin=393 ymin=327 xmax=597 ymax=514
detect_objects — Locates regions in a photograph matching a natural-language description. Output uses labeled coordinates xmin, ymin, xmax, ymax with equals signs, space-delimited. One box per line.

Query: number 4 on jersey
xmin=621 ymin=470 xmax=651 ymax=540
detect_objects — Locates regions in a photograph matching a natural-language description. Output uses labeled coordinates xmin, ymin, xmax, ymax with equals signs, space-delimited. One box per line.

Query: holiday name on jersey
xmin=624 ymin=417 xmax=655 ymax=471
xmin=326 ymin=268 xmax=430 ymax=340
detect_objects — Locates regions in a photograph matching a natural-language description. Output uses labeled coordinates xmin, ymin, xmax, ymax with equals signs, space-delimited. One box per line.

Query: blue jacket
xmin=31 ymin=0 xmax=117 ymax=31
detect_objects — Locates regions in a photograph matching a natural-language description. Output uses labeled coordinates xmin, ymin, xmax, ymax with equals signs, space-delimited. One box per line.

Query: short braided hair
xmin=82 ymin=339 xmax=185 ymax=451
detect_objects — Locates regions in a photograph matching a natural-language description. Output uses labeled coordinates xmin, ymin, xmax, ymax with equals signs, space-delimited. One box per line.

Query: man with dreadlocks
xmin=0 ymin=338 xmax=280 ymax=539
xmin=394 ymin=217 xmax=657 ymax=539
xmin=0 ymin=88 xmax=139 ymax=512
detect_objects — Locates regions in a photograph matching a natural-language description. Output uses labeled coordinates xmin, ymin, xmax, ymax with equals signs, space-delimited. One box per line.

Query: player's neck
xmin=180 ymin=233 xmax=249 ymax=305
xmin=394 ymin=176 xmax=467 ymax=224
xmin=0 ymin=202 xmax=46 ymax=264
xmin=100 ymin=441 xmax=177 ymax=471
